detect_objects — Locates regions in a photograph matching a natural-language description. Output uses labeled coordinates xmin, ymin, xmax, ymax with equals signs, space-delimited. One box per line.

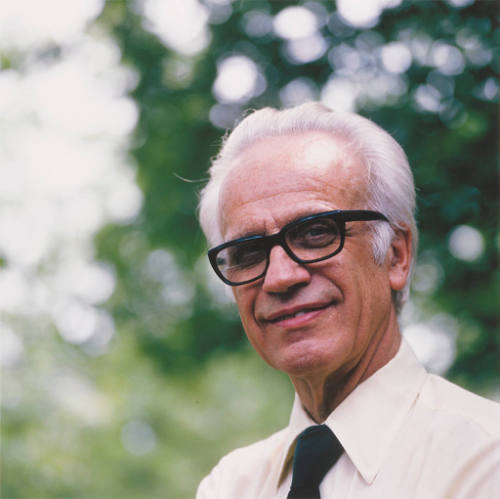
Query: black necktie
xmin=287 ymin=424 xmax=344 ymax=499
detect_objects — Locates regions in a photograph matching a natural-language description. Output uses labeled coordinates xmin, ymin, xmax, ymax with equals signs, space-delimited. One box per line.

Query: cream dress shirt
xmin=197 ymin=339 xmax=500 ymax=498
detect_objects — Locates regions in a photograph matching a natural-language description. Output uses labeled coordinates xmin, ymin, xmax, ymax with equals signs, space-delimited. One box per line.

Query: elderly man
xmin=196 ymin=103 xmax=499 ymax=498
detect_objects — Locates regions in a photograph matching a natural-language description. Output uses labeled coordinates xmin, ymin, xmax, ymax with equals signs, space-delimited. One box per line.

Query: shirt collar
xmin=278 ymin=338 xmax=427 ymax=486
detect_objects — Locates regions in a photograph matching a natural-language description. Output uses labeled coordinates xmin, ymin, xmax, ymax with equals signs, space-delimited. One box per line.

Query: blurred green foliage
xmin=96 ymin=0 xmax=498 ymax=387
xmin=2 ymin=0 xmax=498 ymax=498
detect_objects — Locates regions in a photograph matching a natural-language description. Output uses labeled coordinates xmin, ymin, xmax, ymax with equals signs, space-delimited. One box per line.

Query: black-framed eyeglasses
xmin=208 ymin=210 xmax=389 ymax=286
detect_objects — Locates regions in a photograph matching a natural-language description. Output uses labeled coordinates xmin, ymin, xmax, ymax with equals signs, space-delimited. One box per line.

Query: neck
xmin=290 ymin=312 xmax=402 ymax=423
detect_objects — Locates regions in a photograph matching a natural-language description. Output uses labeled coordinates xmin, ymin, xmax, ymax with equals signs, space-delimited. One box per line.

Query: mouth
xmin=265 ymin=302 xmax=334 ymax=327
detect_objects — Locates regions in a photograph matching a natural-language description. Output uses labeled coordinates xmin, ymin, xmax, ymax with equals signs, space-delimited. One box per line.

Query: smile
xmin=266 ymin=303 xmax=333 ymax=327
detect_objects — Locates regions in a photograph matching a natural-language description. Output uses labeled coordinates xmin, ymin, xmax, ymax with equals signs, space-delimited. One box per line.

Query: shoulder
xmin=391 ymin=375 xmax=500 ymax=497
xmin=420 ymin=374 xmax=500 ymax=437
xmin=196 ymin=428 xmax=288 ymax=499
xmin=215 ymin=427 xmax=288 ymax=470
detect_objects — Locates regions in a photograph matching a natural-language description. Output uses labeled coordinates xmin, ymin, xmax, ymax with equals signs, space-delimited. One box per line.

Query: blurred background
xmin=0 ymin=0 xmax=498 ymax=497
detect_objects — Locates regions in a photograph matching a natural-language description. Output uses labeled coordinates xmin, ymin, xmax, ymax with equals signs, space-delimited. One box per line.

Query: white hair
xmin=199 ymin=102 xmax=417 ymax=313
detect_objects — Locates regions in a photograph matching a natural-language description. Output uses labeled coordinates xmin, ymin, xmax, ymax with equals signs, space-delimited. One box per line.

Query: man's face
xmin=219 ymin=132 xmax=399 ymax=381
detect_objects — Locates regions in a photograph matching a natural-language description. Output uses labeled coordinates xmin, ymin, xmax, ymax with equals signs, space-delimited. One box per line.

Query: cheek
xmin=335 ymin=254 xmax=389 ymax=312
xmin=234 ymin=288 xmax=257 ymax=329
xmin=351 ymin=266 xmax=393 ymax=332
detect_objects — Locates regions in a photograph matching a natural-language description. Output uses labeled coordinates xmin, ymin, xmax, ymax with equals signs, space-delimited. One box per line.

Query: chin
xmin=273 ymin=340 xmax=339 ymax=378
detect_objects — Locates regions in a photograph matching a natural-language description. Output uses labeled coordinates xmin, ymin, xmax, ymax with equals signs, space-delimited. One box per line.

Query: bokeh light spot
xmin=280 ymin=78 xmax=317 ymax=107
xmin=51 ymin=259 xmax=115 ymax=305
xmin=273 ymin=6 xmax=318 ymax=39
xmin=482 ymin=77 xmax=499 ymax=100
xmin=0 ymin=269 xmax=30 ymax=312
xmin=337 ymin=0 xmax=402 ymax=28
xmin=213 ymin=55 xmax=264 ymax=103
xmin=404 ymin=314 xmax=458 ymax=374
xmin=0 ymin=324 xmax=25 ymax=368
xmin=141 ymin=0 xmax=210 ymax=56
xmin=242 ymin=10 xmax=273 ymax=38
xmin=321 ymin=77 xmax=357 ymax=112
xmin=380 ymin=42 xmax=412 ymax=73
xmin=52 ymin=300 xmax=115 ymax=346
xmin=448 ymin=225 xmax=484 ymax=261
xmin=430 ymin=41 xmax=465 ymax=75
xmin=284 ymin=33 xmax=328 ymax=65
xmin=446 ymin=0 xmax=474 ymax=7
xmin=414 ymin=84 xmax=443 ymax=113
xmin=209 ymin=103 xmax=242 ymax=129
xmin=413 ymin=257 xmax=444 ymax=294
xmin=121 ymin=420 xmax=157 ymax=456
xmin=49 ymin=373 xmax=111 ymax=425
xmin=0 ymin=0 xmax=104 ymax=49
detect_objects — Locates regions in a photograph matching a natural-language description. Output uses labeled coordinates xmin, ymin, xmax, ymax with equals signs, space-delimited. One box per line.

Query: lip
xmin=264 ymin=302 xmax=334 ymax=328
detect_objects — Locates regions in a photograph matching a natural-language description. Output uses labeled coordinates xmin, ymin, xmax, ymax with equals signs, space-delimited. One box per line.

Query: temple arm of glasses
xmin=339 ymin=210 xmax=389 ymax=222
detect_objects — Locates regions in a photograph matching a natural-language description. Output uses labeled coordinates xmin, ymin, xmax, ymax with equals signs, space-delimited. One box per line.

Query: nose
xmin=262 ymin=245 xmax=311 ymax=294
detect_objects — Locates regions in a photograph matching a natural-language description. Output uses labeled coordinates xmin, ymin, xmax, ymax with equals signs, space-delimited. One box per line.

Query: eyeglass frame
xmin=208 ymin=209 xmax=390 ymax=286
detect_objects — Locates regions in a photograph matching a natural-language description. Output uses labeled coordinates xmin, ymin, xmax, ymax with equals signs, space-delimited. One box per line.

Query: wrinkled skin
xmin=219 ymin=132 xmax=412 ymax=422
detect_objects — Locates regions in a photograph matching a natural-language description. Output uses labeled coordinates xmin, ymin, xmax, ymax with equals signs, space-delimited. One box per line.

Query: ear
xmin=387 ymin=225 xmax=412 ymax=292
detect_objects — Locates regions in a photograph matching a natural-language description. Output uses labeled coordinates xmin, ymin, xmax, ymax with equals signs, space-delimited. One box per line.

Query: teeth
xmin=276 ymin=310 xmax=308 ymax=321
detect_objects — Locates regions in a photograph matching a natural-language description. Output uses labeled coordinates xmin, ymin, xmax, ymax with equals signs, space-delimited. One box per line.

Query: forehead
xmin=219 ymin=131 xmax=367 ymax=239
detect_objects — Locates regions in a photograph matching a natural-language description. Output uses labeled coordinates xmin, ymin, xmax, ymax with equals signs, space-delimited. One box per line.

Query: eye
xmin=288 ymin=218 xmax=339 ymax=249
xmin=227 ymin=240 xmax=266 ymax=268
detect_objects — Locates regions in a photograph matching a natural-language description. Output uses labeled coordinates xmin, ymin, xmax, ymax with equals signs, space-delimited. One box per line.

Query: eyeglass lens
xmin=215 ymin=216 xmax=342 ymax=284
